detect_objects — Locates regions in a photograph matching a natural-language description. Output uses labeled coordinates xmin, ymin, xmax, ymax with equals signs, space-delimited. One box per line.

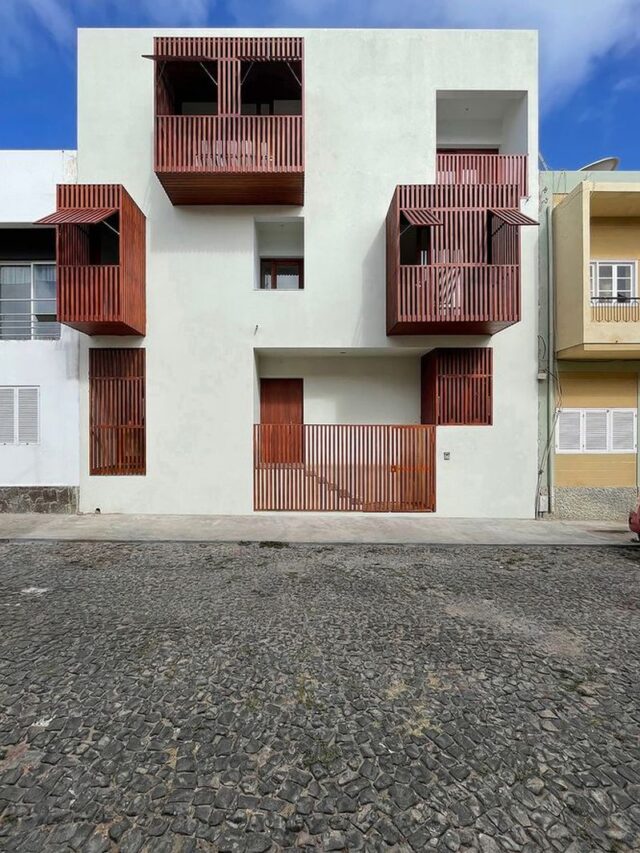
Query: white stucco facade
xmin=0 ymin=151 xmax=81 ymax=489
xmin=72 ymin=27 xmax=539 ymax=517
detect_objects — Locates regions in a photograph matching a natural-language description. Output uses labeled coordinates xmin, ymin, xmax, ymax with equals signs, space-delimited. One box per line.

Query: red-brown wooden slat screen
xmin=154 ymin=36 xmax=304 ymax=60
xmin=89 ymin=349 xmax=146 ymax=475
xmin=253 ymin=424 xmax=435 ymax=512
xmin=421 ymin=349 xmax=493 ymax=426
xmin=436 ymin=153 xmax=527 ymax=197
xmin=387 ymin=165 xmax=528 ymax=333
xmin=153 ymin=36 xmax=304 ymax=197
xmin=155 ymin=116 xmax=303 ymax=174
xmin=397 ymin=264 xmax=519 ymax=326
xmin=54 ymin=184 xmax=146 ymax=335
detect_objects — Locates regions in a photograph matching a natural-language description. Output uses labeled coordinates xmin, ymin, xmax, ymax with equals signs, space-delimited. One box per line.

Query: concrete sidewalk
xmin=0 ymin=512 xmax=635 ymax=545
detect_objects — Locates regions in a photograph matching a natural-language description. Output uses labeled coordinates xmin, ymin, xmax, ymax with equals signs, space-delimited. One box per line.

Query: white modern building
xmin=14 ymin=28 xmax=540 ymax=518
xmin=0 ymin=150 xmax=80 ymax=512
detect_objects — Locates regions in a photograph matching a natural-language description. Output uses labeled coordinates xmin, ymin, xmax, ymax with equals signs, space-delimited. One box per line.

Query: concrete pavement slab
xmin=0 ymin=512 xmax=634 ymax=545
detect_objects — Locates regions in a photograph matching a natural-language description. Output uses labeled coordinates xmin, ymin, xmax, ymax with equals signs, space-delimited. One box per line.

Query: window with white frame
xmin=590 ymin=261 xmax=637 ymax=305
xmin=556 ymin=408 xmax=637 ymax=453
xmin=0 ymin=387 xmax=40 ymax=445
xmin=0 ymin=263 xmax=59 ymax=340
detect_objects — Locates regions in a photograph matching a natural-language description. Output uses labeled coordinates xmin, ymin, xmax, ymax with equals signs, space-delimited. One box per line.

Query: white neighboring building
xmin=35 ymin=28 xmax=539 ymax=519
xmin=0 ymin=150 xmax=80 ymax=512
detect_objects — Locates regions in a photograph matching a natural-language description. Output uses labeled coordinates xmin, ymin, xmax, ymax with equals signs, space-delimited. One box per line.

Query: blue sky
xmin=1 ymin=0 xmax=640 ymax=170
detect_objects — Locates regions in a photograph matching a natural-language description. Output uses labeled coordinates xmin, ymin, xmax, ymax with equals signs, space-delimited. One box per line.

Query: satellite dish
xmin=579 ymin=156 xmax=620 ymax=172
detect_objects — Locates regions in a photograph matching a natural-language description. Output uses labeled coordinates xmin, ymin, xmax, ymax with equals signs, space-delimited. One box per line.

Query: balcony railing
xmin=254 ymin=424 xmax=435 ymax=512
xmin=394 ymin=264 xmax=519 ymax=330
xmin=155 ymin=115 xmax=304 ymax=174
xmin=590 ymin=296 xmax=640 ymax=322
xmin=58 ymin=266 xmax=120 ymax=325
xmin=436 ymin=153 xmax=527 ymax=195
xmin=0 ymin=313 xmax=60 ymax=341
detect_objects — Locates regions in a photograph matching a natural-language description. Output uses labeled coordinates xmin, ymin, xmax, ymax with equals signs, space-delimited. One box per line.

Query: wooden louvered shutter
xmin=89 ymin=349 xmax=145 ymax=475
xmin=0 ymin=388 xmax=15 ymax=444
xmin=421 ymin=348 xmax=492 ymax=426
xmin=17 ymin=387 xmax=39 ymax=444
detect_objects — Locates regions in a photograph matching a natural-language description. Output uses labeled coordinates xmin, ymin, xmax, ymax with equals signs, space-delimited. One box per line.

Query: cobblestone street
xmin=1 ymin=541 xmax=639 ymax=852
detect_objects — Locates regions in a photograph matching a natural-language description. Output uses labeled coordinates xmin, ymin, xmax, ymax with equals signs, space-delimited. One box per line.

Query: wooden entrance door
xmin=260 ymin=378 xmax=304 ymax=464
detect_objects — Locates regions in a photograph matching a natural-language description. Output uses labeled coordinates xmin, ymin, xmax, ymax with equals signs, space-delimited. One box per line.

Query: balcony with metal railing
xmin=590 ymin=295 xmax=640 ymax=323
xmin=554 ymin=181 xmax=640 ymax=358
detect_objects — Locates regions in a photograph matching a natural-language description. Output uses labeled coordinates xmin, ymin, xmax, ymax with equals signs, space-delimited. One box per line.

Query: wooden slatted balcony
xmin=386 ymin=177 xmax=536 ymax=335
xmin=155 ymin=115 xmax=304 ymax=205
xmin=391 ymin=263 xmax=520 ymax=334
xmin=150 ymin=36 xmax=304 ymax=205
xmin=36 ymin=184 xmax=146 ymax=336
xmin=253 ymin=424 xmax=435 ymax=512
xmin=436 ymin=153 xmax=528 ymax=196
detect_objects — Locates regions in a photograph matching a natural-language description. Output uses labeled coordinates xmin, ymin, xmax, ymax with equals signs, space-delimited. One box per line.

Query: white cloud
xmin=1 ymin=0 xmax=639 ymax=111
xmin=228 ymin=0 xmax=640 ymax=108
xmin=613 ymin=74 xmax=640 ymax=92
xmin=0 ymin=0 xmax=210 ymax=71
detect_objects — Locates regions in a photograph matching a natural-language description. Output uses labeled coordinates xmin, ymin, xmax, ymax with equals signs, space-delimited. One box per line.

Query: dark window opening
xmin=241 ymin=61 xmax=302 ymax=116
xmin=436 ymin=148 xmax=499 ymax=154
xmin=0 ymin=228 xmax=55 ymax=262
xmin=158 ymin=61 xmax=218 ymax=116
xmin=260 ymin=258 xmax=304 ymax=290
xmin=400 ymin=222 xmax=430 ymax=265
xmin=88 ymin=214 xmax=120 ymax=265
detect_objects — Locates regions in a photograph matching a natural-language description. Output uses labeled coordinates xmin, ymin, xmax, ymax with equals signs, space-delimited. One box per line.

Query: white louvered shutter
xmin=17 ymin=387 xmax=39 ymax=444
xmin=584 ymin=410 xmax=608 ymax=452
xmin=0 ymin=388 xmax=15 ymax=444
xmin=611 ymin=409 xmax=636 ymax=452
xmin=557 ymin=410 xmax=581 ymax=451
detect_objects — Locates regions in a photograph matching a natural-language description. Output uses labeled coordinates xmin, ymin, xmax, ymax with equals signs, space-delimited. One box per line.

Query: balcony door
xmin=260 ymin=378 xmax=303 ymax=464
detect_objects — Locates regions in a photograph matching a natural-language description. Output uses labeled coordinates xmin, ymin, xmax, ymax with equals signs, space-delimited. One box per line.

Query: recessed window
xmin=0 ymin=386 xmax=40 ymax=445
xmin=260 ymin=258 xmax=304 ymax=290
xmin=590 ymin=261 xmax=637 ymax=304
xmin=0 ymin=263 xmax=59 ymax=340
xmin=556 ymin=408 xmax=636 ymax=453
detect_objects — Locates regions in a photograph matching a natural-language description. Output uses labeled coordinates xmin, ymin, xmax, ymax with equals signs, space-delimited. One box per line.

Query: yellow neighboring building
xmin=540 ymin=174 xmax=640 ymax=519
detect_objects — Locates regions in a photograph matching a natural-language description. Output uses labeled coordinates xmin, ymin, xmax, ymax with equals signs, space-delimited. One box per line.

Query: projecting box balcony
xmin=554 ymin=181 xmax=640 ymax=359
xmin=386 ymin=184 xmax=536 ymax=335
xmin=37 ymin=185 xmax=145 ymax=336
xmin=149 ymin=37 xmax=304 ymax=205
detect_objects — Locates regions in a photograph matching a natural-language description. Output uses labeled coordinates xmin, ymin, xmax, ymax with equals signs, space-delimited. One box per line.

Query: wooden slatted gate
xmin=253 ymin=424 xmax=435 ymax=512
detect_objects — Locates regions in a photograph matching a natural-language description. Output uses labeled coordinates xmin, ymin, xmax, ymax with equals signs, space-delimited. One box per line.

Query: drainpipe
xmin=546 ymin=201 xmax=555 ymax=513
